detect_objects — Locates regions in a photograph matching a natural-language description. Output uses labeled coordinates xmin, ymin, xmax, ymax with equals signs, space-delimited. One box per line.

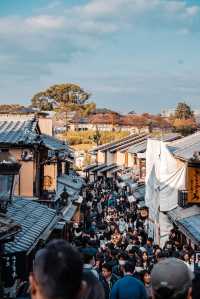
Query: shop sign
xmin=188 ymin=166 xmax=200 ymax=203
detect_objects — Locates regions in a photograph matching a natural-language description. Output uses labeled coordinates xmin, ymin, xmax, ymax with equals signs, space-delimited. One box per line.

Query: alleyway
xmin=66 ymin=177 xmax=200 ymax=299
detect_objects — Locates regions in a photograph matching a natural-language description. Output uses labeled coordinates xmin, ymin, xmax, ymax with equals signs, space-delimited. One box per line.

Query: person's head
xmin=183 ymin=253 xmax=190 ymax=263
xmin=102 ymin=263 xmax=112 ymax=280
xmin=142 ymin=251 xmax=149 ymax=262
xmin=124 ymin=261 xmax=135 ymax=275
xmin=151 ymin=258 xmax=193 ymax=299
xmin=83 ymin=252 xmax=95 ymax=266
xmin=29 ymin=239 xmax=83 ymax=299
xmin=82 ymin=272 xmax=105 ymax=299
xmin=165 ymin=241 xmax=173 ymax=251
xmin=140 ymin=270 xmax=151 ymax=285
xmin=146 ymin=237 xmax=153 ymax=247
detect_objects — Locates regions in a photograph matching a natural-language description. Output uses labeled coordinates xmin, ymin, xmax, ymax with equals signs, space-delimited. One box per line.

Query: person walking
xmin=101 ymin=263 xmax=119 ymax=299
xmin=111 ymin=262 xmax=147 ymax=299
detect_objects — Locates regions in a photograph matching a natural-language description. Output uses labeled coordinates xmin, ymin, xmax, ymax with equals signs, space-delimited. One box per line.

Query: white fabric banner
xmin=145 ymin=139 xmax=187 ymax=246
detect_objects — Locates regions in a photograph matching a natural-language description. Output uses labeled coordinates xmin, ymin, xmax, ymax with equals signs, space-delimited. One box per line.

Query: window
xmin=0 ymin=175 xmax=13 ymax=201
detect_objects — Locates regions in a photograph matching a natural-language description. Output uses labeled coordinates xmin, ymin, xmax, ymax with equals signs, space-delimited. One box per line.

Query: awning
xmin=83 ymin=164 xmax=98 ymax=172
xmin=90 ymin=163 xmax=107 ymax=172
xmin=167 ymin=205 xmax=200 ymax=245
xmin=110 ymin=166 xmax=123 ymax=174
xmin=98 ymin=164 xmax=118 ymax=173
xmin=62 ymin=205 xmax=77 ymax=223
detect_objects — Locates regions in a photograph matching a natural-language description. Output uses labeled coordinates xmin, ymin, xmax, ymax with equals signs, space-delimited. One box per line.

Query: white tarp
xmin=145 ymin=139 xmax=187 ymax=245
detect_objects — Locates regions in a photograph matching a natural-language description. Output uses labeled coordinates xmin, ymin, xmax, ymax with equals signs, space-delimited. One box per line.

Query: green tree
xmin=31 ymin=83 xmax=95 ymax=128
xmin=31 ymin=83 xmax=95 ymax=113
xmin=175 ymin=102 xmax=194 ymax=120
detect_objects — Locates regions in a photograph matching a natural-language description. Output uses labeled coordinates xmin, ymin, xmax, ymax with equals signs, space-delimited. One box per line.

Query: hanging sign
xmin=188 ymin=165 xmax=200 ymax=203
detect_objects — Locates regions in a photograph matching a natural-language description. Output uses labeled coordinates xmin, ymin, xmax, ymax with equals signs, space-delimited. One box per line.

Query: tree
xmin=31 ymin=83 xmax=95 ymax=129
xmin=173 ymin=118 xmax=197 ymax=136
xmin=31 ymin=83 xmax=95 ymax=115
xmin=90 ymin=127 xmax=101 ymax=146
xmin=175 ymin=102 xmax=194 ymax=120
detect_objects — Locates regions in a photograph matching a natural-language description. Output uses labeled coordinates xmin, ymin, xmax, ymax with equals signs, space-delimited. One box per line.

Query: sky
xmin=0 ymin=0 xmax=200 ymax=113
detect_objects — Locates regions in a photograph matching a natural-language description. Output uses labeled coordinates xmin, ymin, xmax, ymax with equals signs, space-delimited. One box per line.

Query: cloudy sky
xmin=0 ymin=0 xmax=200 ymax=113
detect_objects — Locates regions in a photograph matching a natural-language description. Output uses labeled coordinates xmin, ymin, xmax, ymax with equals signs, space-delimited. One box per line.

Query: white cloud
xmin=25 ymin=15 xmax=65 ymax=30
xmin=0 ymin=0 xmax=199 ymax=88
xmin=186 ymin=6 xmax=200 ymax=17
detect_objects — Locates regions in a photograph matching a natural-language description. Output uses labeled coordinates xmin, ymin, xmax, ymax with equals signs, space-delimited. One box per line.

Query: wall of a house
xmin=38 ymin=118 xmax=53 ymax=136
xmin=43 ymin=164 xmax=57 ymax=192
xmin=10 ymin=149 xmax=34 ymax=197
xmin=97 ymin=151 xmax=105 ymax=164
xmin=116 ymin=151 xmax=125 ymax=166
xmin=107 ymin=151 xmax=115 ymax=164
xmin=127 ymin=153 xmax=134 ymax=168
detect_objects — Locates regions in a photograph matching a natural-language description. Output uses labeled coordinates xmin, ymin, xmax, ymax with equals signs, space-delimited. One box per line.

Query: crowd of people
xmin=67 ymin=179 xmax=199 ymax=299
xmin=17 ymin=178 xmax=200 ymax=299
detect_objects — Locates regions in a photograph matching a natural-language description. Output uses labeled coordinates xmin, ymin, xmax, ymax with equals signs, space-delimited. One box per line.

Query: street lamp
xmin=0 ymin=149 xmax=21 ymax=213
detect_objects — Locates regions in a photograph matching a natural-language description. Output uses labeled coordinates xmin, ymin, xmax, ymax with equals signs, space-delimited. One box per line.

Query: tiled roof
xmin=167 ymin=205 xmax=200 ymax=245
xmin=92 ymin=134 xmax=148 ymax=154
xmin=0 ymin=214 xmax=21 ymax=241
xmin=91 ymin=134 xmax=138 ymax=153
xmin=0 ymin=119 xmax=72 ymax=156
xmin=109 ymin=134 xmax=148 ymax=153
xmin=5 ymin=197 xmax=57 ymax=254
xmin=0 ymin=118 xmax=38 ymax=145
xmin=83 ymin=164 xmax=98 ymax=172
xmin=40 ymin=134 xmax=68 ymax=151
xmin=98 ymin=164 xmax=118 ymax=173
xmin=168 ymin=131 xmax=200 ymax=161
xmin=90 ymin=163 xmax=107 ymax=172
xmin=127 ymin=140 xmax=147 ymax=154
xmin=57 ymin=173 xmax=84 ymax=200
xmin=127 ymin=133 xmax=181 ymax=154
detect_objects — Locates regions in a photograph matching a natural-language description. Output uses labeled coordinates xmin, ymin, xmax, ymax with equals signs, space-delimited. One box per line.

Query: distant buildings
xmin=67 ymin=113 xmax=171 ymax=134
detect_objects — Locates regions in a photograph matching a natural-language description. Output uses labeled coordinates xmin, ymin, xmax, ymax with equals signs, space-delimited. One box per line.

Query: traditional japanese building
xmin=145 ymin=131 xmax=200 ymax=248
xmin=0 ymin=114 xmax=74 ymax=202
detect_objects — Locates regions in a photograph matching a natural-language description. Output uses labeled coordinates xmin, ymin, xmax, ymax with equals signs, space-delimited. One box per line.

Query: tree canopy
xmin=175 ymin=102 xmax=194 ymax=120
xmin=31 ymin=83 xmax=95 ymax=115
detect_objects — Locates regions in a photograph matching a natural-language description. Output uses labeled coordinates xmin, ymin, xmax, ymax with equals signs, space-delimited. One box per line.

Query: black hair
xmin=102 ymin=262 xmax=112 ymax=273
xmin=33 ymin=239 xmax=83 ymax=299
xmin=140 ymin=269 xmax=150 ymax=283
xmin=83 ymin=252 xmax=94 ymax=264
xmin=82 ymin=271 xmax=105 ymax=299
xmin=124 ymin=261 xmax=135 ymax=274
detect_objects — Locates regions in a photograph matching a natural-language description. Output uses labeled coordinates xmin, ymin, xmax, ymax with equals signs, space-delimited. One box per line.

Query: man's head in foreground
xmin=29 ymin=239 xmax=83 ymax=299
xmin=151 ymin=258 xmax=193 ymax=299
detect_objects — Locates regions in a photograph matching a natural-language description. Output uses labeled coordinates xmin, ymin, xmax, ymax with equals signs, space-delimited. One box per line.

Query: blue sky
xmin=0 ymin=0 xmax=200 ymax=113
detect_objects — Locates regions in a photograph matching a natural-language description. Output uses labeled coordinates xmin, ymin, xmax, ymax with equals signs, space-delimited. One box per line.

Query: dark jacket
xmin=111 ymin=275 xmax=147 ymax=299
xmin=100 ymin=274 xmax=119 ymax=299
